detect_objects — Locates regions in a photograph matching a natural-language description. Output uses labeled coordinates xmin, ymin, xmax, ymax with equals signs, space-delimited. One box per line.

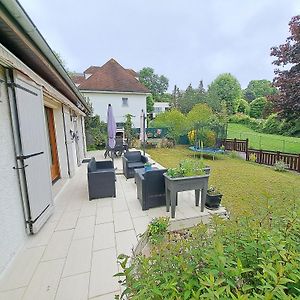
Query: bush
xmin=237 ymin=98 xmax=250 ymax=115
xmin=262 ymin=114 xmax=282 ymax=134
xmin=274 ymin=160 xmax=288 ymax=172
xmin=117 ymin=210 xmax=300 ymax=299
xmin=249 ymin=97 xmax=267 ymax=118
xmin=229 ymin=113 xmax=264 ymax=132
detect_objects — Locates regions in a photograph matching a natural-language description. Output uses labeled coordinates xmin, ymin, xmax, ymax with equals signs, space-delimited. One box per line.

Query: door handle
xmin=16 ymin=151 xmax=44 ymax=160
xmin=13 ymin=164 xmax=28 ymax=170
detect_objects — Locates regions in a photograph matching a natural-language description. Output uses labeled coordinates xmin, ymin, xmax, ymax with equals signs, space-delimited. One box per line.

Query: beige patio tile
xmin=89 ymin=248 xmax=119 ymax=298
xmin=62 ymin=237 xmax=93 ymax=277
xmin=113 ymin=211 xmax=133 ymax=232
xmin=42 ymin=229 xmax=73 ymax=261
xmin=132 ymin=216 xmax=151 ymax=236
xmin=112 ymin=198 xmax=128 ymax=213
xmin=56 ymin=272 xmax=89 ymax=300
xmin=56 ymin=210 xmax=80 ymax=231
xmin=79 ymin=201 xmax=97 ymax=218
xmin=96 ymin=198 xmax=113 ymax=208
xmin=65 ymin=199 xmax=84 ymax=212
xmin=127 ymin=201 xmax=147 ymax=218
xmin=96 ymin=205 xmax=113 ymax=224
xmin=89 ymin=291 xmax=120 ymax=299
xmin=73 ymin=215 xmax=95 ymax=240
xmin=22 ymin=258 xmax=64 ymax=300
xmin=115 ymin=230 xmax=138 ymax=256
xmin=25 ymin=220 xmax=56 ymax=248
xmin=0 ymin=287 xmax=25 ymax=300
xmin=93 ymin=223 xmax=115 ymax=251
xmin=0 ymin=246 xmax=45 ymax=291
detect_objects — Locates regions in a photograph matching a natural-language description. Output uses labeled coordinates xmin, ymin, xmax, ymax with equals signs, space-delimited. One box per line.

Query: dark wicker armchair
xmin=122 ymin=151 xmax=148 ymax=179
xmin=135 ymin=168 xmax=167 ymax=210
xmin=87 ymin=158 xmax=116 ymax=200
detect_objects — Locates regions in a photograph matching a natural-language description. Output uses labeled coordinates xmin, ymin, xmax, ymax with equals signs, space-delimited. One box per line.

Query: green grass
xmin=227 ymin=123 xmax=300 ymax=153
xmin=148 ymin=146 xmax=300 ymax=217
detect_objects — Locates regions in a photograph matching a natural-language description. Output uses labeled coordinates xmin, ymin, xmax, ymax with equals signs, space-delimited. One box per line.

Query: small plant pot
xmin=205 ymin=194 xmax=223 ymax=209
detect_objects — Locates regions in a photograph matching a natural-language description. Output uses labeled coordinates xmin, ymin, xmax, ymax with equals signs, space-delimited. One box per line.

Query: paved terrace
xmin=0 ymin=150 xmax=226 ymax=300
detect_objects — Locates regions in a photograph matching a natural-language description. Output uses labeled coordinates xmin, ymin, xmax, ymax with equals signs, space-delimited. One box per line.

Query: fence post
xmin=259 ymin=150 xmax=263 ymax=164
xmin=298 ymin=154 xmax=300 ymax=173
xmin=233 ymin=138 xmax=237 ymax=151
xmin=245 ymin=138 xmax=249 ymax=153
xmin=276 ymin=151 xmax=280 ymax=162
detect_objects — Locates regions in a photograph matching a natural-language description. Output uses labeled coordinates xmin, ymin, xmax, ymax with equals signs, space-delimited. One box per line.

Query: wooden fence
xmin=222 ymin=138 xmax=248 ymax=152
xmin=246 ymin=149 xmax=300 ymax=172
xmin=222 ymin=138 xmax=300 ymax=172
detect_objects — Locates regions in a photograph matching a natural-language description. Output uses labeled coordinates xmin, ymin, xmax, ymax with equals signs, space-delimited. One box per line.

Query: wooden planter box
xmin=164 ymin=173 xmax=210 ymax=218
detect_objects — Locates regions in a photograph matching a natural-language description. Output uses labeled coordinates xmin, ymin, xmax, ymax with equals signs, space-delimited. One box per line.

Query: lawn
xmin=227 ymin=123 xmax=300 ymax=153
xmin=147 ymin=146 xmax=300 ymax=217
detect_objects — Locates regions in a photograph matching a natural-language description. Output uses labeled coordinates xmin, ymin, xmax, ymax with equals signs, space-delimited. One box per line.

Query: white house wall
xmin=83 ymin=92 xmax=147 ymax=128
xmin=0 ymin=66 xmax=26 ymax=275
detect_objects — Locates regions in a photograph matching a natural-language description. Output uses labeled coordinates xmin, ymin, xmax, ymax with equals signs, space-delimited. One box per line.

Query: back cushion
xmin=88 ymin=157 xmax=96 ymax=172
xmin=126 ymin=151 xmax=141 ymax=162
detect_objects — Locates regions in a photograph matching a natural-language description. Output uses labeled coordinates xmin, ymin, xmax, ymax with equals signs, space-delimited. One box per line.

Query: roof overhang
xmin=0 ymin=0 xmax=91 ymax=113
xmin=80 ymin=89 xmax=151 ymax=96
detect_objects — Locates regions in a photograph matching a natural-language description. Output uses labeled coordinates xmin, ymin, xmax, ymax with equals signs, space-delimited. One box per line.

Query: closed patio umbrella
xmin=107 ymin=104 xmax=116 ymax=149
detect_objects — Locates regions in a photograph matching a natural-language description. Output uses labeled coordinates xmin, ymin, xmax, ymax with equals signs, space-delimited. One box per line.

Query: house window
xmin=122 ymin=97 xmax=128 ymax=106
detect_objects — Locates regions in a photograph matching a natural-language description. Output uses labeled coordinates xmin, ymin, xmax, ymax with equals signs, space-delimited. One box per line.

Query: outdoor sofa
xmin=122 ymin=150 xmax=148 ymax=179
xmin=87 ymin=157 xmax=116 ymax=199
xmin=135 ymin=168 xmax=167 ymax=210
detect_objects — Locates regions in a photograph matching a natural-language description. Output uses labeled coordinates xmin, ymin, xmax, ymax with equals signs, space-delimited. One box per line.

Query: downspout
xmin=5 ymin=68 xmax=33 ymax=233
xmin=62 ymin=106 xmax=70 ymax=176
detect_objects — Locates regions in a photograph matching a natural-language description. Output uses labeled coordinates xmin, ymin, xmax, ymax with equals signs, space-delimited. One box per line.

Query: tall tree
xmin=243 ymin=80 xmax=277 ymax=102
xmin=270 ymin=15 xmax=300 ymax=120
xmin=177 ymin=82 xmax=206 ymax=113
xmin=139 ymin=67 xmax=169 ymax=100
xmin=206 ymin=73 xmax=241 ymax=114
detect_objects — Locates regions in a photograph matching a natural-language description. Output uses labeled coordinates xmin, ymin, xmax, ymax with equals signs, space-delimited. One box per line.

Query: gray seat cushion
xmin=128 ymin=162 xmax=145 ymax=169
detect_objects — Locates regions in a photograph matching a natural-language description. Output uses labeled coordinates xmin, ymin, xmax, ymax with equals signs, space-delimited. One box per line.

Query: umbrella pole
xmin=143 ymin=112 xmax=146 ymax=156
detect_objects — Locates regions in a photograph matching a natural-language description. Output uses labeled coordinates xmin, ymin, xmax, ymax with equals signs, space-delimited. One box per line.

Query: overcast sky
xmin=19 ymin=0 xmax=300 ymax=91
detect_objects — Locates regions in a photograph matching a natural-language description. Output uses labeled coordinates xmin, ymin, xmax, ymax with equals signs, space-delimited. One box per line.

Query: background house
xmin=0 ymin=0 xmax=89 ymax=276
xmin=72 ymin=59 xmax=150 ymax=129
xmin=153 ymin=102 xmax=170 ymax=117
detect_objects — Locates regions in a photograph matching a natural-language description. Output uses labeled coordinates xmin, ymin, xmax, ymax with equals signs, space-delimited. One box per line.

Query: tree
xmin=206 ymin=73 xmax=241 ymax=114
xmin=139 ymin=67 xmax=169 ymax=100
xmin=151 ymin=109 xmax=187 ymax=142
xmin=237 ymin=99 xmax=250 ymax=115
xmin=187 ymin=103 xmax=213 ymax=128
xmin=53 ymin=50 xmax=76 ymax=76
xmin=177 ymin=82 xmax=206 ymax=113
xmin=244 ymin=80 xmax=277 ymax=102
xmin=249 ymin=97 xmax=267 ymax=118
xmin=124 ymin=114 xmax=134 ymax=146
xmin=146 ymin=95 xmax=154 ymax=113
xmin=270 ymin=15 xmax=300 ymax=121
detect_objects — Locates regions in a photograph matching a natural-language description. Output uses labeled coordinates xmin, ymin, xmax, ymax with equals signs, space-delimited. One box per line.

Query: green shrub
xmin=262 ymin=114 xmax=282 ymax=134
xmin=249 ymin=97 xmax=267 ymax=119
xmin=146 ymin=217 xmax=169 ymax=244
xmin=117 ymin=209 xmax=300 ymax=299
xmin=274 ymin=160 xmax=288 ymax=172
xmin=229 ymin=113 xmax=264 ymax=132
xmin=249 ymin=153 xmax=257 ymax=162
xmin=237 ymin=98 xmax=250 ymax=115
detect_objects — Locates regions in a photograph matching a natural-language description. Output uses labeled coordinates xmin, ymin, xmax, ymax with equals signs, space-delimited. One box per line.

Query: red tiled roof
xmin=126 ymin=68 xmax=138 ymax=77
xmin=78 ymin=59 xmax=149 ymax=93
xmin=72 ymin=74 xmax=85 ymax=85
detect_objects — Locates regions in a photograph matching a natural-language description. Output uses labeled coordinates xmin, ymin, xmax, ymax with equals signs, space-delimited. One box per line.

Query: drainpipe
xmin=62 ymin=106 xmax=70 ymax=176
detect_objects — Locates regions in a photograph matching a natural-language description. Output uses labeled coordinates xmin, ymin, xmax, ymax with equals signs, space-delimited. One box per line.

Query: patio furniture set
xmin=87 ymin=150 xmax=211 ymax=218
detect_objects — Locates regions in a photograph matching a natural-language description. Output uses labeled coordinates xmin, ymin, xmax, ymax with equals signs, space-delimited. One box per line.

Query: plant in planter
xmin=147 ymin=217 xmax=169 ymax=244
xmin=205 ymin=186 xmax=223 ymax=209
xmin=144 ymin=162 xmax=152 ymax=172
xmin=164 ymin=159 xmax=210 ymax=218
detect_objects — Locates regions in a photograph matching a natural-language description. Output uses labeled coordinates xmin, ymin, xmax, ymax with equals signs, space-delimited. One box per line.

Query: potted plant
xmin=144 ymin=162 xmax=152 ymax=172
xmin=205 ymin=186 xmax=223 ymax=209
xmin=164 ymin=159 xmax=210 ymax=218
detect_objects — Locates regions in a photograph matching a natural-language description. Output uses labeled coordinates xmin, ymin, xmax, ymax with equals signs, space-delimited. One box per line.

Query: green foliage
xmin=274 ymin=160 xmax=288 ymax=172
xmin=166 ymin=159 xmax=206 ymax=178
xmin=139 ymin=67 xmax=169 ymax=100
xmin=187 ymin=103 xmax=213 ymax=128
xmin=229 ymin=113 xmax=264 ymax=132
xmin=151 ymin=109 xmax=187 ymax=142
xmin=146 ymin=95 xmax=154 ymax=113
xmin=117 ymin=209 xmax=300 ymax=299
xmin=124 ymin=114 xmax=134 ymax=146
xmin=146 ymin=217 xmax=169 ymax=244
xmin=262 ymin=114 xmax=282 ymax=134
xmin=250 ymin=97 xmax=267 ymax=119
xmin=177 ymin=82 xmax=206 ymax=113
xmin=249 ymin=153 xmax=257 ymax=162
xmin=237 ymin=98 xmax=250 ymax=115
xmin=244 ymin=79 xmax=277 ymax=102
xmin=207 ymin=73 xmax=241 ymax=114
